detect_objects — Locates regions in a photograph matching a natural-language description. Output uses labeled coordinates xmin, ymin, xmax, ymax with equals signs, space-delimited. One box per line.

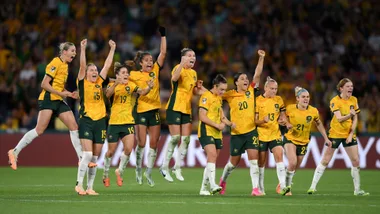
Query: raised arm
xmin=156 ymin=26 xmax=167 ymax=67
xmin=78 ymin=39 xmax=87 ymax=81
xmin=193 ymin=80 xmax=207 ymax=95
xmin=99 ymin=40 xmax=116 ymax=80
xmin=252 ymin=50 xmax=265 ymax=86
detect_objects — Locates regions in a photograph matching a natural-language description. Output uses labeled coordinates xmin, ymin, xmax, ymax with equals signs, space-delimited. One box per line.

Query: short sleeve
xmin=279 ymin=97 xmax=285 ymax=112
xmin=45 ymin=59 xmax=59 ymax=79
xmin=107 ymin=82 xmax=114 ymax=89
xmin=314 ymin=108 xmax=320 ymax=122
xmin=199 ymin=93 xmax=210 ymax=111
xmin=330 ymin=99 xmax=339 ymax=113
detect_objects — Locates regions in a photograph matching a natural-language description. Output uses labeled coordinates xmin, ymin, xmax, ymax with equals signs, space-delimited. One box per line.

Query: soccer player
xmin=102 ymin=62 xmax=154 ymax=187
xmin=255 ymin=77 xmax=290 ymax=195
xmin=308 ymin=78 xmax=369 ymax=196
xmin=218 ymin=50 xmax=265 ymax=196
xmin=278 ymin=86 xmax=332 ymax=195
xmin=198 ymin=74 xmax=231 ymax=195
xmin=127 ymin=26 xmax=166 ymax=187
xmin=160 ymin=48 xmax=206 ymax=182
xmin=74 ymin=39 xmax=115 ymax=195
xmin=8 ymin=42 xmax=82 ymax=170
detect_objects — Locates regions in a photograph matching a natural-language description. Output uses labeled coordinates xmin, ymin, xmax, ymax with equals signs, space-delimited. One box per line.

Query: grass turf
xmin=0 ymin=167 xmax=378 ymax=214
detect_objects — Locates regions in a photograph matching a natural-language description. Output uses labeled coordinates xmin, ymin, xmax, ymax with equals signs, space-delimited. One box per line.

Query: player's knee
xmin=351 ymin=157 xmax=359 ymax=167
xmin=171 ymin=135 xmax=181 ymax=145
xmin=69 ymin=123 xmax=78 ymax=131
xmin=207 ymin=153 xmax=218 ymax=162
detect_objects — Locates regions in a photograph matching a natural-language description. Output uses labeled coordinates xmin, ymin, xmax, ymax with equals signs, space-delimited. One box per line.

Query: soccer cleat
xmin=75 ymin=186 xmax=86 ymax=196
xmin=199 ymin=189 xmax=211 ymax=196
xmin=86 ymin=189 xmax=99 ymax=195
xmin=144 ymin=171 xmax=155 ymax=187
xmin=307 ymin=188 xmax=316 ymax=194
xmin=210 ymin=185 xmax=222 ymax=195
xmin=172 ymin=168 xmax=184 ymax=181
xmin=88 ymin=162 xmax=97 ymax=168
xmin=115 ymin=169 xmax=123 ymax=187
xmin=276 ymin=183 xmax=281 ymax=194
xmin=219 ymin=178 xmax=227 ymax=195
xmin=135 ymin=168 xmax=143 ymax=185
xmin=103 ymin=177 xmax=110 ymax=187
xmin=354 ymin=190 xmax=369 ymax=196
xmin=8 ymin=149 xmax=17 ymax=170
xmin=251 ymin=187 xmax=264 ymax=196
xmin=279 ymin=186 xmax=291 ymax=196
xmin=159 ymin=167 xmax=174 ymax=182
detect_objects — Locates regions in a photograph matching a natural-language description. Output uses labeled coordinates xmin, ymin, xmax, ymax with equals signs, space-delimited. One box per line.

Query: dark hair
xmin=114 ymin=62 xmax=130 ymax=75
xmin=212 ymin=74 xmax=227 ymax=86
xmin=181 ymin=48 xmax=194 ymax=56
xmin=58 ymin=42 xmax=75 ymax=55
xmin=125 ymin=51 xmax=151 ymax=70
xmin=337 ymin=78 xmax=352 ymax=92
xmin=233 ymin=72 xmax=247 ymax=87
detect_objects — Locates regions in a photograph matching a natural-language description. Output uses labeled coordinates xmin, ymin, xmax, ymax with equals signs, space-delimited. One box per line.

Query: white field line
xmin=0 ymin=198 xmax=377 ymax=207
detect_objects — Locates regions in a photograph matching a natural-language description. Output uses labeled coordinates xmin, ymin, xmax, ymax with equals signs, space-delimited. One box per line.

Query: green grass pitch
xmin=0 ymin=167 xmax=378 ymax=214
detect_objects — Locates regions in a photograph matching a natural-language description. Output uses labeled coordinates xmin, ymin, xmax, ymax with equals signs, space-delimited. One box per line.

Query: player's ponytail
xmin=295 ymin=86 xmax=308 ymax=97
xmin=181 ymin=48 xmax=194 ymax=56
xmin=212 ymin=74 xmax=227 ymax=86
xmin=264 ymin=76 xmax=277 ymax=87
xmin=336 ymin=78 xmax=352 ymax=92
xmin=58 ymin=42 xmax=75 ymax=56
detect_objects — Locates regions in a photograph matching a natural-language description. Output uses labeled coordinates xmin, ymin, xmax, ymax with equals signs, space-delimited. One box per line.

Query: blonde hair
xmin=264 ymin=76 xmax=277 ymax=87
xmin=58 ymin=42 xmax=75 ymax=55
xmin=295 ymin=86 xmax=308 ymax=97
xmin=337 ymin=78 xmax=352 ymax=92
xmin=85 ymin=63 xmax=96 ymax=72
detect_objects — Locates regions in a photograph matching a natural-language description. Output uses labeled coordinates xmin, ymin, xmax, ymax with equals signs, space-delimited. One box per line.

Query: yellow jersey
xmin=38 ymin=57 xmax=68 ymax=101
xmin=129 ymin=62 xmax=161 ymax=113
xmin=198 ymin=91 xmax=223 ymax=139
xmin=256 ymin=95 xmax=285 ymax=142
xmin=223 ymin=85 xmax=257 ymax=135
xmin=108 ymin=82 xmax=139 ymax=125
xmin=166 ymin=64 xmax=197 ymax=115
xmin=78 ymin=77 xmax=106 ymax=120
xmin=285 ymin=104 xmax=320 ymax=145
xmin=329 ymin=95 xmax=360 ymax=138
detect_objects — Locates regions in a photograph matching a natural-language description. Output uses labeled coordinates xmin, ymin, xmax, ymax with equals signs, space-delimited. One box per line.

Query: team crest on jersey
xmin=306 ymin=116 xmax=312 ymax=123
xmin=95 ymin=85 xmax=101 ymax=88
xmin=350 ymin=105 xmax=354 ymax=110
xmin=202 ymin=98 xmax=207 ymax=104
xmin=149 ymin=72 xmax=155 ymax=78
xmin=126 ymin=86 xmax=130 ymax=92
xmin=274 ymin=104 xmax=280 ymax=112
xmin=245 ymin=91 xmax=251 ymax=98
xmin=50 ymin=66 xmax=56 ymax=72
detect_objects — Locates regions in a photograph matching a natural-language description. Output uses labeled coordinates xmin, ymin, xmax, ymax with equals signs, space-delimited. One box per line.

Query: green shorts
xmin=283 ymin=137 xmax=308 ymax=156
xmin=199 ymin=136 xmax=223 ymax=150
xmin=330 ymin=138 xmax=358 ymax=149
xmin=259 ymin=139 xmax=283 ymax=152
xmin=230 ymin=129 xmax=259 ymax=156
xmin=136 ymin=109 xmax=161 ymax=126
xmin=107 ymin=124 xmax=135 ymax=143
xmin=38 ymin=100 xmax=71 ymax=116
xmin=79 ymin=116 xmax=107 ymax=144
xmin=166 ymin=109 xmax=192 ymax=125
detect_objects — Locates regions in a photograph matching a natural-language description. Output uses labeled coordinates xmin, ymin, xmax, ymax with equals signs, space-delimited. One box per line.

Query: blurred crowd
xmin=0 ymin=0 xmax=379 ymax=133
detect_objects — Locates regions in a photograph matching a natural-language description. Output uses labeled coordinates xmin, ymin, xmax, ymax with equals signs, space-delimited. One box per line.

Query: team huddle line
xmin=7 ymin=26 xmax=369 ymax=197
